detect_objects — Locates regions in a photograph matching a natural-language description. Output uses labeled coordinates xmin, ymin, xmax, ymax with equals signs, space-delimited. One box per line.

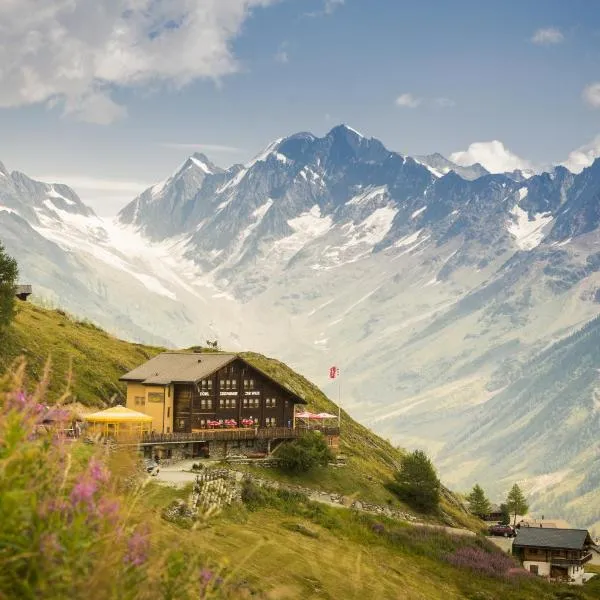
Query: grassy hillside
xmin=3 ymin=303 xmax=600 ymax=599
xmin=0 ymin=302 xmax=164 ymax=406
xmin=0 ymin=302 xmax=479 ymax=528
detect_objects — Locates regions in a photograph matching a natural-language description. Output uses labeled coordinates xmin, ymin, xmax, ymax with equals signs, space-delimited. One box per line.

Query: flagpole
xmin=338 ymin=377 xmax=341 ymax=428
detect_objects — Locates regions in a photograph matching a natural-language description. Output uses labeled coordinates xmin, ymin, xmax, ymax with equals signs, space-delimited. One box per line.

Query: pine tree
xmin=506 ymin=483 xmax=528 ymax=526
xmin=0 ymin=242 xmax=18 ymax=329
xmin=388 ymin=449 xmax=441 ymax=512
xmin=499 ymin=503 xmax=511 ymax=525
xmin=467 ymin=483 xmax=492 ymax=517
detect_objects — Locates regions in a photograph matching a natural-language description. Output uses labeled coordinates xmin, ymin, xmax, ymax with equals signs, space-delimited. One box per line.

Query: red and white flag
xmin=329 ymin=366 xmax=340 ymax=379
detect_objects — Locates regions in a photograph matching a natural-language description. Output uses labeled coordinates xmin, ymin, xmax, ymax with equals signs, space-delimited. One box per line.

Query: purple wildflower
xmin=70 ymin=479 xmax=98 ymax=507
xmin=97 ymin=497 xmax=121 ymax=525
xmin=124 ymin=526 xmax=150 ymax=567
xmin=39 ymin=532 xmax=63 ymax=562
xmin=38 ymin=498 xmax=70 ymax=518
xmin=88 ymin=457 xmax=110 ymax=484
xmin=200 ymin=568 xmax=214 ymax=584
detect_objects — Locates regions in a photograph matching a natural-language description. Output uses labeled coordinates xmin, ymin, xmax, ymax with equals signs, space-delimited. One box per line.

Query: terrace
xmin=133 ymin=425 xmax=340 ymax=446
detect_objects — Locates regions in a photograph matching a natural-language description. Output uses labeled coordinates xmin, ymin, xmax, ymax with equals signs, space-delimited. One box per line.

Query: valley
xmin=2 ymin=125 xmax=600 ymax=534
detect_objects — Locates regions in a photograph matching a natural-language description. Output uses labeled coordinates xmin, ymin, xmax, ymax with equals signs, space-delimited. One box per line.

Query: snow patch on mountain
xmin=189 ymin=156 xmax=213 ymax=174
xmin=348 ymin=186 xmax=388 ymax=206
xmin=508 ymin=205 xmax=553 ymax=250
xmin=47 ymin=186 xmax=75 ymax=205
xmin=267 ymin=205 xmax=333 ymax=263
xmin=411 ymin=206 xmax=427 ymax=219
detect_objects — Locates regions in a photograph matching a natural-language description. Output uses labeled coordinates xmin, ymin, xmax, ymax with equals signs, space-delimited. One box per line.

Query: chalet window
xmin=219 ymin=379 xmax=237 ymax=390
xmin=219 ymin=398 xmax=237 ymax=409
xmin=529 ymin=565 xmax=538 ymax=575
xmin=148 ymin=392 xmax=165 ymax=403
xmin=243 ymin=397 xmax=260 ymax=408
xmin=265 ymin=398 xmax=277 ymax=408
xmin=265 ymin=417 xmax=276 ymax=427
xmin=244 ymin=378 xmax=255 ymax=390
xmin=200 ymin=379 xmax=213 ymax=391
xmin=134 ymin=396 xmax=145 ymax=406
xmin=200 ymin=398 xmax=212 ymax=410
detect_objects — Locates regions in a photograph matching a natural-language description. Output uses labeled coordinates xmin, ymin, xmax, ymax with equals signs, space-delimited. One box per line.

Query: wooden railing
xmin=133 ymin=425 xmax=340 ymax=445
xmin=550 ymin=552 xmax=593 ymax=566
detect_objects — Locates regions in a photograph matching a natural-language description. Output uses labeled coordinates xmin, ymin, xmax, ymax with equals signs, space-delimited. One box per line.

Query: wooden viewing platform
xmin=120 ymin=426 xmax=340 ymax=446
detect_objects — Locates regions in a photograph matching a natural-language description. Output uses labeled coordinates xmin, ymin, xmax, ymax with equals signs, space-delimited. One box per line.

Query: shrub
xmin=276 ymin=431 xmax=333 ymax=474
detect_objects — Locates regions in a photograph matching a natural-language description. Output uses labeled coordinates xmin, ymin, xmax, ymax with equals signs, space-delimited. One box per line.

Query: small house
xmin=15 ymin=285 xmax=32 ymax=301
xmin=512 ymin=527 xmax=594 ymax=584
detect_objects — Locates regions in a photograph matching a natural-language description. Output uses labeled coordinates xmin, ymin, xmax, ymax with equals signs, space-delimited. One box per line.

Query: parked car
xmin=488 ymin=524 xmax=516 ymax=537
xmin=144 ymin=459 xmax=158 ymax=473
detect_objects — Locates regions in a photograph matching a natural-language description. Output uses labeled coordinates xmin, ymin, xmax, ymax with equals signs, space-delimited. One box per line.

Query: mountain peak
xmin=0 ymin=160 xmax=8 ymax=177
xmin=327 ymin=124 xmax=365 ymax=140
xmin=175 ymin=153 xmax=223 ymax=177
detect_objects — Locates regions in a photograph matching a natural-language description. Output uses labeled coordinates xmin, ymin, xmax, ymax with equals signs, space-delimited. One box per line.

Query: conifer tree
xmin=0 ymin=242 xmax=18 ymax=329
xmin=499 ymin=503 xmax=511 ymax=525
xmin=467 ymin=483 xmax=492 ymax=517
xmin=506 ymin=483 xmax=528 ymax=526
xmin=388 ymin=449 xmax=441 ymax=512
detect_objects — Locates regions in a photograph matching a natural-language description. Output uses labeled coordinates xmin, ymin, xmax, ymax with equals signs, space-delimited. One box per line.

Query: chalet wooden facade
xmin=512 ymin=528 xmax=595 ymax=584
xmin=120 ymin=352 xmax=339 ymax=459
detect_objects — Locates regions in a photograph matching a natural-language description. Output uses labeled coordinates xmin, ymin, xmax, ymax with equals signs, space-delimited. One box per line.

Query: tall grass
xmin=0 ymin=359 xmax=257 ymax=600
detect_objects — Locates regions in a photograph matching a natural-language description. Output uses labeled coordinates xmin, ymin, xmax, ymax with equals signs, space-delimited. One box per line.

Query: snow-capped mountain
xmin=3 ymin=124 xmax=600 ymax=531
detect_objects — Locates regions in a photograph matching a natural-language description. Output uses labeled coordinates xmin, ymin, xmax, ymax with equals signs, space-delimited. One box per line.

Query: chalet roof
xmin=15 ymin=284 xmax=32 ymax=296
xmin=513 ymin=528 xmax=593 ymax=550
xmin=120 ymin=352 xmax=237 ymax=385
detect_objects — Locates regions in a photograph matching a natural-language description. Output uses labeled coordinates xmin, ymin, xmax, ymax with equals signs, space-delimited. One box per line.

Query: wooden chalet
xmin=119 ymin=352 xmax=340 ymax=459
xmin=512 ymin=528 xmax=595 ymax=584
xmin=15 ymin=284 xmax=32 ymax=301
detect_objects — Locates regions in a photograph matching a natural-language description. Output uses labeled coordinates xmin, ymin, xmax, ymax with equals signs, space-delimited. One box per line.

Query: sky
xmin=0 ymin=0 xmax=599 ymax=215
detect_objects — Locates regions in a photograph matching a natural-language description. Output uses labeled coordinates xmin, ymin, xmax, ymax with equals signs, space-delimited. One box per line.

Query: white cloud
xmin=531 ymin=27 xmax=564 ymax=45
xmin=306 ymin=0 xmax=344 ymax=17
xmin=0 ymin=0 xmax=277 ymax=124
xmin=582 ymin=82 xmax=600 ymax=108
xmin=449 ymin=141 xmax=533 ymax=173
xmin=160 ymin=142 xmax=243 ymax=153
xmin=433 ymin=97 xmax=456 ymax=108
xmin=33 ymin=174 xmax=151 ymax=216
xmin=395 ymin=93 xmax=454 ymax=109
xmin=561 ymin=135 xmax=600 ymax=173
xmin=395 ymin=93 xmax=421 ymax=108
xmin=275 ymin=42 xmax=289 ymax=64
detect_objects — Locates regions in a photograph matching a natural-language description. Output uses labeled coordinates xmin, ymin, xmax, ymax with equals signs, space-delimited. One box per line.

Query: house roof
xmin=513 ymin=528 xmax=593 ymax=550
xmin=120 ymin=352 xmax=307 ymax=404
xmin=15 ymin=284 xmax=32 ymax=296
xmin=120 ymin=352 xmax=237 ymax=385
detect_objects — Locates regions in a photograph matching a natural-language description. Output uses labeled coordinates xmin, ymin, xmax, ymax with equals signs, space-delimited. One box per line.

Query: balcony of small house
xmin=550 ymin=553 xmax=593 ymax=567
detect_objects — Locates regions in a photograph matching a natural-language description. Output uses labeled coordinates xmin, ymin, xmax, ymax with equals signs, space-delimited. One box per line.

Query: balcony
xmin=131 ymin=425 xmax=340 ymax=446
xmin=550 ymin=553 xmax=593 ymax=567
